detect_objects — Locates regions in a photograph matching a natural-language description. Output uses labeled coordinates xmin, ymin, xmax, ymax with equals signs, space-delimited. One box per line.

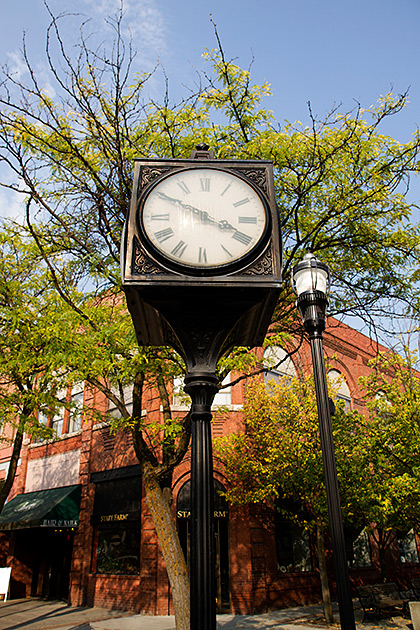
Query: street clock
xmin=121 ymin=147 xmax=282 ymax=351
xmin=121 ymin=146 xmax=283 ymax=630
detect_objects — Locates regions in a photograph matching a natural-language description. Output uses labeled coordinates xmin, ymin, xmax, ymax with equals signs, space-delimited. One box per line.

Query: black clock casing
xmin=121 ymin=155 xmax=282 ymax=351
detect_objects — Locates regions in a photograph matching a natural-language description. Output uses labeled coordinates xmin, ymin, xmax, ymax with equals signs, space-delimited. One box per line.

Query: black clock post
xmin=121 ymin=146 xmax=282 ymax=630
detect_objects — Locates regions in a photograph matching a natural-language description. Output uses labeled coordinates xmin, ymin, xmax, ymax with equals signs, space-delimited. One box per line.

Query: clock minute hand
xmin=155 ymin=191 xmax=183 ymax=205
xmin=155 ymin=193 xmax=244 ymax=236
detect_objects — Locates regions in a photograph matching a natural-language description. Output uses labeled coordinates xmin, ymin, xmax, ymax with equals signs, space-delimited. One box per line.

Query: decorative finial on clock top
xmin=190 ymin=143 xmax=214 ymax=159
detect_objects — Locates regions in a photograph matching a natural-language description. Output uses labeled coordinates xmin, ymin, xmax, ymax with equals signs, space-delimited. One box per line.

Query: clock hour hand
xmin=218 ymin=219 xmax=235 ymax=231
xmin=155 ymin=192 xmax=218 ymax=225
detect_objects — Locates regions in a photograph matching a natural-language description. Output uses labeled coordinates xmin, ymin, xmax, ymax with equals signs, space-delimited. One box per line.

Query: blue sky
xmin=1 ymin=0 xmax=419 ymax=143
xmin=1 ymin=1 xmax=419 ymax=219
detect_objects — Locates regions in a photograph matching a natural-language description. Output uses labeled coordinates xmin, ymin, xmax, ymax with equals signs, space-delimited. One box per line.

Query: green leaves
xmin=216 ymin=362 xmax=420 ymax=538
xmin=0 ymin=222 xmax=72 ymax=439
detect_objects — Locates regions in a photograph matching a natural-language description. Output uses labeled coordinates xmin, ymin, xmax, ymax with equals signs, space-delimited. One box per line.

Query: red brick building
xmin=0 ymin=319 xmax=419 ymax=613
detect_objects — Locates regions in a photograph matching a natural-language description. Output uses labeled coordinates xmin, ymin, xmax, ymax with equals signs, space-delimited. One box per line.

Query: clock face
xmin=140 ymin=167 xmax=269 ymax=272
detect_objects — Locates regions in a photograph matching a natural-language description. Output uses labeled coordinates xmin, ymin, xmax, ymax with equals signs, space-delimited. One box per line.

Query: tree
xmin=0 ymin=219 xmax=193 ymax=627
xmin=357 ymin=347 xmax=420 ymax=577
xmin=48 ymin=288 xmax=193 ymax=628
xmin=0 ymin=222 xmax=75 ymax=511
xmin=0 ymin=10 xmax=419 ymax=333
xmin=0 ymin=5 xmax=419 ymax=627
xmin=216 ymin=365 xmax=420 ymax=599
xmin=215 ymin=374 xmax=344 ymax=622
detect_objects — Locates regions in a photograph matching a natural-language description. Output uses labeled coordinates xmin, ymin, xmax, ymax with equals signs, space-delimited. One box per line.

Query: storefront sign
xmin=100 ymin=513 xmax=129 ymax=523
xmin=177 ymin=510 xmax=228 ymax=519
xmin=41 ymin=519 xmax=79 ymax=527
xmin=0 ymin=567 xmax=11 ymax=602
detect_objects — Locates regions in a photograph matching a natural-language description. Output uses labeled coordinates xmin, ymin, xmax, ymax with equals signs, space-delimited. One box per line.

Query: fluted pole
xmin=184 ymin=372 xmax=219 ymax=630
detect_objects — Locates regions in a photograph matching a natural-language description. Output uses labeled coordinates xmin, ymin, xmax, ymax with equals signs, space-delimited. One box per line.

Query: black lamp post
xmin=292 ymin=253 xmax=356 ymax=630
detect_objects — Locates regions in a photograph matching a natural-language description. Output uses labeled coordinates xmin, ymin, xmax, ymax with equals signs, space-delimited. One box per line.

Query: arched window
xmin=327 ymin=369 xmax=351 ymax=411
xmin=344 ymin=527 xmax=372 ymax=567
xmin=263 ymin=347 xmax=297 ymax=384
xmin=398 ymin=529 xmax=419 ymax=564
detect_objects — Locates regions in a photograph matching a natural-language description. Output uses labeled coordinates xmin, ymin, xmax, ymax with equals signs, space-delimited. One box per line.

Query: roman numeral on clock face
xmin=232 ymin=231 xmax=252 ymax=246
xmin=177 ymin=181 xmax=190 ymax=195
xmin=221 ymin=244 xmax=233 ymax=258
xmin=233 ymin=198 xmax=250 ymax=207
xmin=220 ymin=183 xmax=232 ymax=196
xmin=238 ymin=216 xmax=257 ymax=224
xmin=151 ymin=213 xmax=170 ymax=221
xmin=198 ymin=247 xmax=207 ymax=263
xmin=200 ymin=178 xmax=210 ymax=192
xmin=154 ymin=227 xmax=174 ymax=243
xmin=171 ymin=240 xmax=188 ymax=258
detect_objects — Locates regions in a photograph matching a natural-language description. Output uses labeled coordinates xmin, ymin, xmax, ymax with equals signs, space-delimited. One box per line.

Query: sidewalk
xmin=0 ymin=598 xmax=412 ymax=630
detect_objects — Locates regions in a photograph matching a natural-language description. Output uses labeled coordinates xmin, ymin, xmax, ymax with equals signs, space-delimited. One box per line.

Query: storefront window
xmin=96 ymin=523 xmax=140 ymax=575
xmin=275 ymin=517 xmax=312 ymax=573
xmin=91 ymin=467 xmax=142 ymax=576
xmin=398 ymin=529 xmax=419 ymax=564
xmin=345 ymin=528 xmax=372 ymax=567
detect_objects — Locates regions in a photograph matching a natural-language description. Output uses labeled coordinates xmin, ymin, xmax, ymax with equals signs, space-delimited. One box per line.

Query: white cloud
xmin=0 ymin=186 xmax=26 ymax=222
xmin=5 ymin=51 xmax=29 ymax=81
xmin=54 ymin=0 xmax=168 ymax=68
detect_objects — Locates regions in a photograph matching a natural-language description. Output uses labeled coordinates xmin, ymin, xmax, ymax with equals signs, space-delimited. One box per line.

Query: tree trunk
xmin=316 ymin=521 xmax=334 ymax=624
xmin=143 ymin=462 xmax=190 ymax=630
xmin=375 ymin=529 xmax=394 ymax=582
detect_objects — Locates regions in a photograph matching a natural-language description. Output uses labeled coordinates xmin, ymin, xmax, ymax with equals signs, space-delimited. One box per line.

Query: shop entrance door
xmin=177 ymin=479 xmax=230 ymax=613
xmin=31 ymin=529 xmax=75 ymax=600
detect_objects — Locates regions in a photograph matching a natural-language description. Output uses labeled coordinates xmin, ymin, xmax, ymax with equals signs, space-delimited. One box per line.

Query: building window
xmin=91 ymin=468 xmax=142 ymax=576
xmin=345 ymin=528 xmax=372 ymax=568
xmin=327 ymin=369 xmax=352 ymax=411
xmin=172 ymin=374 xmax=232 ymax=408
xmin=34 ymin=382 xmax=85 ymax=442
xmin=107 ymin=383 xmax=133 ymax=420
xmin=275 ymin=514 xmax=312 ymax=573
xmin=213 ymin=374 xmax=231 ymax=408
xmin=263 ymin=347 xmax=297 ymax=384
xmin=34 ymin=409 xmax=50 ymax=443
xmin=51 ymin=388 xmax=67 ymax=437
xmin=398 ymin=529 xmax=419 ymax=564
xmin=68 ymin=383 xmax=84 ymax=433
xmin=96 ymin=523 xmax=141 ymax=575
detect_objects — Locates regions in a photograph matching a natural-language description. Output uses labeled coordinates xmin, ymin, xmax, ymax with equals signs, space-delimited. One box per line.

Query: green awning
xmin=0 ymin=485 xmax=81 ymax=530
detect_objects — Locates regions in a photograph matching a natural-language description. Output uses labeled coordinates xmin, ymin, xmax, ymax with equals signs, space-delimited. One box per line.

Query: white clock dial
xmin=140 ymin=168 xmax=268 ymax=270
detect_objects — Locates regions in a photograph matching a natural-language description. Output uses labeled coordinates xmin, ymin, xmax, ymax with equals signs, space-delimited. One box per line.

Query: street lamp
xmin=292 ymin=253 xmax=356 ymax=630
